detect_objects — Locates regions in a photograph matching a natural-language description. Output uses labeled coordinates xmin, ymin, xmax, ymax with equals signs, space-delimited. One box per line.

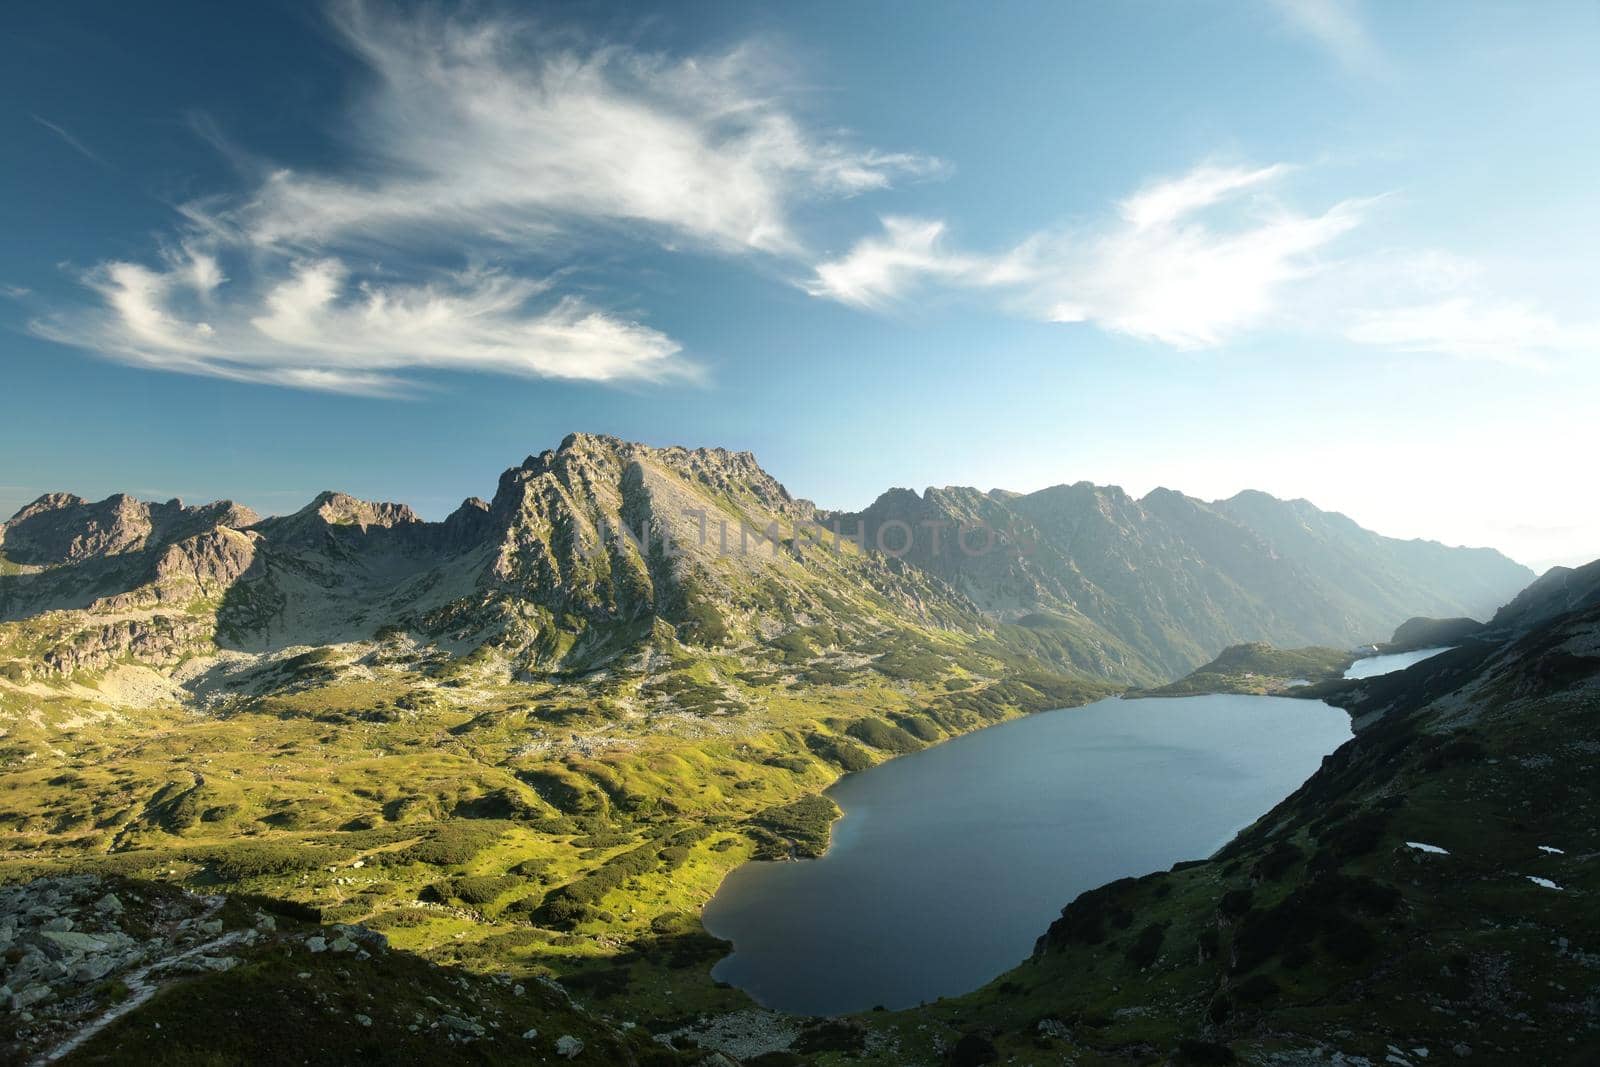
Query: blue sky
xmin=2 ymin=1 xmax=1597 ymax=571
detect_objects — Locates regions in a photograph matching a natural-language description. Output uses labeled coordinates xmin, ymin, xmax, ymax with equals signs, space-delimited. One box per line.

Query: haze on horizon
xmin=2 ymin=1 xmax=1596 ymax=574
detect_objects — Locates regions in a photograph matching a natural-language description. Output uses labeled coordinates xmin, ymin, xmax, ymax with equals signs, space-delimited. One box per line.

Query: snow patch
xmin=1526 ymin=876 xmax=1563 ymax=890
xmin=1405 ymin=841 xmax=1449 ymax=855
xmin=1538 ymin=845 xmax=1565 ymax=855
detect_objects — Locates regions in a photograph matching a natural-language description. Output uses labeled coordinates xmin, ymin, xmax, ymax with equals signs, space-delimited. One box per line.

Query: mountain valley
xmin=0 ymin=434 xmax=1581 ymax=1066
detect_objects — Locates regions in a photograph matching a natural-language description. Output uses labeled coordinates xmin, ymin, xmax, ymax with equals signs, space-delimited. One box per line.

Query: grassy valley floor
xmin=7 ymin=609 xmax=1598 ymax=1066
xmin=0 ymin=632 xmax=1116 ymax=1062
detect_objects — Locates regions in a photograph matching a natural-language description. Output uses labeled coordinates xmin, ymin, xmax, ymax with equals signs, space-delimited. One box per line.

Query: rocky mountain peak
xmin=0 ymin=493 xmax=260 ymax=568
xmin=1007 ymin=481 xmax=1130 ymax=531
xmin=304 ymin=491 xmax=420 ymax=530
xmin=495 ymin=434 xmax=810 ymax=524
xmin=870 ymin=486 xmax=923 ymax=508
xmin=8 ymin=492 xmax=87 ymax=519
xmin=242 ymin=491 xmax=420 ymax=552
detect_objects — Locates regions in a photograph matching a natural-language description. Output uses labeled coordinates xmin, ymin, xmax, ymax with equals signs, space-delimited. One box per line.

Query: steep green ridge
xmin=858 ymin=578 xmax=1600 ymax=1064
xmin=1486 ymin=556 xmax=1600 ymax=633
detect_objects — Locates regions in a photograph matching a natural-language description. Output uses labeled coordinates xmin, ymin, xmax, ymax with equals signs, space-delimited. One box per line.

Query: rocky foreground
xmin=1 ymin=875 xmax=675 ymax=1065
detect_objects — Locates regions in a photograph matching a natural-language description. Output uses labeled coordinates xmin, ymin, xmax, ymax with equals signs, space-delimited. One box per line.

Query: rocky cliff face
xmin=454 ymin=433 xmax=976 ymax=664
xmin=249 ymin=491 xmax=421 ymax=549
xmin=0 ymin=494 xmax=259 ymax=568
xmin=0 ymin=495 xmax=269 ymax=680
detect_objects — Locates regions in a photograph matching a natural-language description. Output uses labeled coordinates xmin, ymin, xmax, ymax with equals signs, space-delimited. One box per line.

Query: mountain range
xmin=0 ymin=432 xmax=1533 ymax=700
xmin=846 ymin=480 xmax=1528 ymax=680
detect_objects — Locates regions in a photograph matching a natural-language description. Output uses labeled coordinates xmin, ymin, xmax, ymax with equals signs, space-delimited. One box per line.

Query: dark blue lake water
xmin=701 ymin=693 xmax=1352 ymax=1015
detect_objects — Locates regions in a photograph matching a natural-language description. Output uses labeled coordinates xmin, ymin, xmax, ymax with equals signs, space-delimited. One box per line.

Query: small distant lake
xmin=701 ymin=693 xmax=1351 ymax=1015
xmin=1343 ymin=646 xmax=1453 ymax=679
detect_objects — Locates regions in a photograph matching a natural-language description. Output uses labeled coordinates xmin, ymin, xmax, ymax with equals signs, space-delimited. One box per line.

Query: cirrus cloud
xmin=203 ymin=3 xmax=939 ymax=256
xmin=36 ymin=1 xmax=935 ymax=395
xmin=807 ymin=162 xmax=1367 ymax=348
xmin=33 ymin=247 xmax=685 ymax=396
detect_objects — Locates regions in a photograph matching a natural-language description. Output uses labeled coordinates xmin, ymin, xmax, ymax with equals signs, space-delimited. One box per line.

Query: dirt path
xmin=33 ymin=908 xmax=247 ymax=1066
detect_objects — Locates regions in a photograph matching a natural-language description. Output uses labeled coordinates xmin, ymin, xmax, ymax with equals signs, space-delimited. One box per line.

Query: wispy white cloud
xmin=803 ymin=218 xmax=1025 ymax=309
xmin=192 ymin=2 xmax=936 ymax=256
xmin=808 ymin=162 xmax=1366 ymax=347
xmin=39 ymin=1 xmax=932 ymax=395
xmin=1037 ymin=167 xmax=1365 ymax=346
xmin=34 ymin=248 xmax=684 ymax=396
xmin=1346 ymin=298 xmax=1599 ymax=365
xmin=1269 ymin=0 xmax=1385 ymax=75
xmin=1116 ymin=163 xmax=1290 ymax=229
xmin=32 ymin=115 xmax=109 ymax=168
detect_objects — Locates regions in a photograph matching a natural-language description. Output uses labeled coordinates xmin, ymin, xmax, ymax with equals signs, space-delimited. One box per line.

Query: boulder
xmin=556 ymin=1034 xmax=584 ymax=1059
xmin=166 ymin=955 xmax=237 ymax=975
xmin=331 ymin=924 xmax=389 ymax=951
xmin=10 ymin=983 xmax=52 ymax=1011
xmin=12 ymin=950 xmax=55 ymax=982
xmin=73 ymin=956 xmax=118 ymax=984
xmin=40 ymin=930 xmax=117 ymax=957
